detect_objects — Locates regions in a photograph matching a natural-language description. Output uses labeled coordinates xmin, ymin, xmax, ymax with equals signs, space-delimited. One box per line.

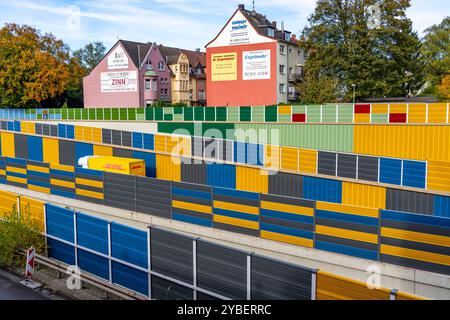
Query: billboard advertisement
xmin=243 ymin=49 xmax=271 ymax=80
xmin=100 ymin=71 xmax=137 ymax=93
xmin=107 ymin=46 xmax=129 ymax=69
xmin=211 ymin=52 xmax=237 ymax=81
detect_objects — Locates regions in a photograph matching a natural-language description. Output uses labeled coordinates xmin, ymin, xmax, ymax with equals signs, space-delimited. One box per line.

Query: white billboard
xmin=101 ymin=71 xmax=137 ymax=93
xmin=243 ymin=50 xmax=271 ymax=80
xmin=107 ymin=46 xmax=129 ymax=69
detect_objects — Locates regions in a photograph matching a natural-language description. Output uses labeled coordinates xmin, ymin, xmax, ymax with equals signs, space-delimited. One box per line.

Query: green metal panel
xmin=154 ymin=108 xmax=163 ymax=121
xmin=239 ymin=106 xmax=251 ymax=122
xmin=174 ymin=107 xmax=183 ymax=115
xmin=205 ymin=107 xmax=215 ymax=121
xmin=372 ymin=114 xmax=388 ymax=123
xmin=337 ymin=104 xmax=353 ymax=123
xmin=111 ymin=108 xmax=119 ymax=120
xmin=322 ymin=104 xmax=337 ymax=123
xmin=202 ymin=123 xmax=235 ymax=139
xmin=37 ymin=114 xmax=42 ymax=120
xmin=163 ymin=107 xmax=173 ymax=115
xmin=145 ymin=108 xmax=154 ymax=120
xmin=194 ymin=107 xmax=204 ymax=121
xmin=61 ymin=108 xmax=68 ymax=120
xmin=265 ymin=106 xmax=277 ymax=122
xmin=74 ymin=108 xmax=81 ymax=120
xmin=89 ymin=108 xmax=96 ymax=120
xmin=81 ymin=109 xmax=89 ymax=120
xmin=119 ymin=108 xmax=128 ymax=120
xmin=278 ymin=114 xmax=291 ymax=123
xmin=163 ymin=114 xmax=173 ymax=121
xmin=174 ymin=114 xmax=184 ymax=121
xmin=96 ymin=108 xmax=104 ymax=120
xmin=67 ymin=108 xmax=74 ymax=120
xmin=183 ymin=107 xmax=193 ymax=121
xmin=104 ymin=108 xmax=111 ymax=120
xmin=137 ymin=108 xmax=145 ymax=116
xmin=216 ymin=107 xmax=227 ymax=121
xmin=128 ymin=108 xmax=136 ymax=120
xmin=251 ymin=106 xmax=265 ymax=122
xmin=306 ymin=105 xmax=321 ymax=122
xmin=158 ymin=122 xmax=195 ymax=135
xmin=292 ymin=105 xmax=306 ymax=114
xmin=227 ymin=107 xmax=239 ymax=122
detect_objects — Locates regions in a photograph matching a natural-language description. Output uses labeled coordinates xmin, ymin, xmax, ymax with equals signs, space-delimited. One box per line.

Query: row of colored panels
xmin=1 ymin=155 xmax=449 ymax=277
xmin=0 ymin=189 xmax=425 ymax=300
xmin=2 ymin=122 xmax=448 ymax=194
xmin=0 ymin=103 xmax=448 ymax=124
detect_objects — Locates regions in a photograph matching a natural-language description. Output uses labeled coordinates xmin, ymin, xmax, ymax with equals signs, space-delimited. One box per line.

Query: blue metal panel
xmin=77 ymin=249 xmax=109 ymax=280
xmin=302 ymin=176 xmax=341 ymax=203
xmin=13 ymin=120 xmax=21 ymax=132
xmin=112 ymin=261 xmax=148 ymax=296
xmin=213 ymin=187 xmax=259 ymax=200
xmin=132 ymin=151 xmax=156 ymax=177
xmin=234 ymin=142 xmax=246 ymax=164
xmin=246 ymin=143 xmax=264 ymax=166
xmin=173 ymin=212 xmax=213 ymax=228
xmin=132 ymin=132 xmax=143 ymax=149
xmin=7 ymin=121 xmax=13 ymax=131
xmin=143 ymin=133 xmax=154 ymax=150
xmin=6 ymin=157 xmax=26 ymax=165
xmin=27 ymin=136 xmax=43 ymax=162
xmin=45 ymin=204 xmax=74 ymax=243
xmin=58 ymin=124 xmax=67 ymax=138
xmin=379 ymin=158 xmax=402 ymax=185
xmin=51 ymin=189 xmax=76 ymax=199
xmin=75 ymin=142 xmax=93 ymax=164
xmin=206 ymin=163 xmax=236 ymax=189
xmin=47 ymin=238 xmax=75 ymax=265
xmin=66 ymin=125 xmax=75 ymax=139
xmin=315 ymin=240 xmax=378 ymax=261
xmin=111 ymin=223 xmax=148 ymax=269
xmin=75 ymin=167 xmax=103 ymax=177
xmin=76 ymin=213 xmax=108 ymax=255
xmin=434 ymin=196 xmax=450 ymax=218
xmin=381 ymin=210 xmax=450 ymax=228
xmin=402 ymin=160 xmax=426 ymax=189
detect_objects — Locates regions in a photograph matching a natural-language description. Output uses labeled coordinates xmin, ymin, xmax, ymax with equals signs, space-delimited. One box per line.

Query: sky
xmin=0 ymin=0 xmax=448 ymax=52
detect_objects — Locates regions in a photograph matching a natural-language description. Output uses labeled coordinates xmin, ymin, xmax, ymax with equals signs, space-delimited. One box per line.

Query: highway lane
xmin=0 ymin=269 xmax=50 ymax=300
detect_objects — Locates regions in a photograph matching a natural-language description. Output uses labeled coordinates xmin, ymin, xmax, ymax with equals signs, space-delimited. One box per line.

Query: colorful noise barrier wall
xmin=1 ymin=156 xmax=449 ymax=277
xmin=0 ymin=190 xmax=424 ymax=300
xmin=2 ymin=122 xmax=449 ymax=198
xmin=0 ymin=103 xmax=448 ymax=124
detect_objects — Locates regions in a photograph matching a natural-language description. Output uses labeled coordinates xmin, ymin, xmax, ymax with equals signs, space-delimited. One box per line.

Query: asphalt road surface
xmin=0 ymin=269 xmax=50 ymax=300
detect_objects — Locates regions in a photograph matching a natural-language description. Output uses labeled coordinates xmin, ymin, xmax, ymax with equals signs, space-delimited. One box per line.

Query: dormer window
xmin=146 ymin=60 xmax=152 ymax=70
xmin=284 ymin=32 xmax=291 ymax=41
xmin=158 ymin=61 xmax=165 ymax=71
xmin=268 ymin=28 xmax=275 ymax=37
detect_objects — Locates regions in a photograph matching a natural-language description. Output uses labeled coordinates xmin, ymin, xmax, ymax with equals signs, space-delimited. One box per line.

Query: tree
xmin=437 ymin=71 xmax=450 ymax=100
xmin=301 ymin=0 xmax=425 ymax=102
xmin=297 ymin=68 xmax=339 ymax=104
xmin=0 ymin=23 xmax=76 ymax=108
xmin=73 ymin=42 xmax=106 ymax=72
xmin=421 ymin=17 xmax=450 ymax=94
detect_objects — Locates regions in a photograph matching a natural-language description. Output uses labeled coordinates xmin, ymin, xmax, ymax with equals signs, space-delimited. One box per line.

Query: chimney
xmin=238 ymin=4 xmax=245 ymax=10
xmin=271 ymin=21 xmax=277 ymax=29
xmin=281 ymin=21 xmax=285 ymax=33
xmin=195 ymin=48 xmax=201 ymax=52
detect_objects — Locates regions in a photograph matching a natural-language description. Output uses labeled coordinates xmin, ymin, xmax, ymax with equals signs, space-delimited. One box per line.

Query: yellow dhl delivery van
xmin=78 ymin=156 xmax=146 ymax=176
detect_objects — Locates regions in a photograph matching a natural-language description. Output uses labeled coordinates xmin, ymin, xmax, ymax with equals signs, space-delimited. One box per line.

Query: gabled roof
xmin=158 ymin=44 xmax=206 ymax=67
xmin=119 ymin=40 xmax=153 ymax=68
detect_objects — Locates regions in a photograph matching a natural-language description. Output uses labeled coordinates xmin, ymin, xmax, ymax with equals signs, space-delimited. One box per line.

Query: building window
xmin=153 ymin=79 xmax=157 ymax=91
xmin=145 ymin=60 xmax=152 ymax=70
xmin=279 ymin=83 xmax=286 ymax=93
xmin=289 ymin=48 xmax=292 ymax=54
xmin=284 ymin=32 xmax=291 ymax=41
xmin=279 ymin=65 xmax=286 ymax=75
xmin=158 ymin=61 xmax=165 ymax=70
xmin=280 ymin=45 xmax=286 ymax=55
xmin=268 ymin=28 xmax=274 ymax=37
xmin=145 ymin=79 xmax=151 ymax=91
xmin=199 ymin=90 xmax=205 ymax=100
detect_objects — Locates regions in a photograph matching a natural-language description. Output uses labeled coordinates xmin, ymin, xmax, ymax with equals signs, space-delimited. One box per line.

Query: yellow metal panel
xmin=92 ymin=128 xmax=102 ymax=143
xmin=0 ymin=190 xmax=18 ymax=218
xmin=372 ymin=104 xmax=388 ymax=114
xmin=381 ymin=227 xmax=450 ymax=247
xmin=316 ymin=201 xmax=379 ymax=218
xmin=261 ymin=230 xmax=313 ymax=248
xmin=27 ymin=165 xmax=49 ymax=174
xmin=278 ymin=106 xmax=291 ymax=115
xmin=172 ymin=200 xmax=212 ymax=214
xmin=381 ymin=244 xmax=450 ymax=266
xmin=20 ymin=197 xmax=44 ymax=232
xmin=167 ymin=136 xmax=191 ymax=157
xmin=236 ymin=166 xmax=268 ymax=194
xmin=1 ymin=132 xmax=15 ymax=157
xmin=353 ymin=125 xmax=450 ymax=162
xmin=213 ymin=215 xmax=259 ymax=230
xmin=43 ymin=138 xmax=59 ymax=164
xmin=75 ymin=178 xmax=103 ymax=189
xmin=93 ymin=145 xmax=113 ymax=157
xmin=427 ymin=160 xmax=450 ymax=192
xmin=7 ymin=176 xmax=27 ymax=184
xmin=28 ymin=122 xmax=36 ymax=134
xmin=354 ymin=113 xmax=370 ymax=123
xmin=156 ymin=154 xmax=180 ymax=181
xmin=408 ymin=104 xmax=426 ymax=123
xmin=265 ymin=145 xmax=280 ymax=170
xmin=154 ymin=135 xmax=167 ymax=153
xmin=342 ymin=182 xmax=386 ymax=209
xmin=0 ymin=169 xmax=6 ymax=176
xmin=83 ymin=127 xmax=93 ymax=142
xmin=213 ymin=200 xmax=259 ymax=215
xmin=75 ymin=126 xmax=84 ymax=141
xmin=280 ymin=146 xmax=299 ymax=172
xmin=76 ymin=189 xmax=104 ymax=200
xmin=299 ymin=149 xmax=317 ymax=173
xmin=390 ymin=103 xmax=407 ymax=113
xmin=51 ymin=179 xmax=75 ymax=189
xmin=316 ymin=225 xmax=378 ymax=244
xmin=21 ymin=122 xmax=30 ymax=134
xmin=428 ymin=103 xmax=447 ymax=123
xmin=50 ymin=163 xmax=74 ymax=172
xmin=6 ymin=166 xmax=27 ymax=175
xmin=260 ymin=201 xmax=314 ymax=217
xmin=28 ymin=185 xmax=50 ymax=194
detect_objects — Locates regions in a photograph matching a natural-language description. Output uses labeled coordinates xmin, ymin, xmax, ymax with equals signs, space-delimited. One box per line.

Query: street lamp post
xmin=351 ymin=83 xmax=356 ymax=104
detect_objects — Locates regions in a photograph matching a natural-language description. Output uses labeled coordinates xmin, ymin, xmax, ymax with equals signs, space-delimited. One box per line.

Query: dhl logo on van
xmin=103 ymin=163 xmax=126 ymax=171
xmin=131 ymin=164 xmax=143 ymax=170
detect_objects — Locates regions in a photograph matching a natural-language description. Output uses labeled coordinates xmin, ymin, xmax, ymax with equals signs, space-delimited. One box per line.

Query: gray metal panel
xmin=385 ymin=188 xmax=434 ymax=215
xmin=318 ymin=151 xmax=336 ymax=176
xmin=121 ymin=131 xmax=132 ymax=147
xmin=135 ymin=176 xmax=171 ymax=218
xmin=337 ymin=153 xmax=357 ymax=179
xmin=261 ymin=193 xmax=314 ymax=208
xmin=381 ymin=254 xmax=450 ymax=276
xmin=196 ymin=239 xmax=248 ymax=300
xmin=113 ymin=147 xmax=133 ymax=158
xmin=102 ymin=128 xmax=112 ymax=144
xmin=42 ymin=124 xmax=50 ymax=136
xmin=191 ymin=136 xmax=203 ymax=158
xmin=14 ymin=134 xmax=28 ymax=160
xmin=35 ymin=123 xmax=43 ymax=135
xmin=59 ymin=140 xmax=75 ymax=166
xmin=0 ymin=121 xmax=7 ymax=130
xmin=358 ymin=156 xmax=379 ymax=182
xmin=150 ymin=227 xmax=193 ymax=284
xmin=204 ymin=138 xmax=218 ymax=160
xmin=104 ymin=172 xmax=136 ymax=211
xmin=50 ymin=124 xmax=58 ymax=137
xmin=151 ymin=276 xmax=193 ymax=300
xmin=251 ymin=254 xmax=312 ymax=300
xmin=111 ymin=130 xmax=121 ymax=145
xmin=268 ymin=171 xmax=302 ymax=198
xmin=181 ymin=160 xmax=207 ymax=185
xmin=220 ymin=140 xmax=234 ymax=162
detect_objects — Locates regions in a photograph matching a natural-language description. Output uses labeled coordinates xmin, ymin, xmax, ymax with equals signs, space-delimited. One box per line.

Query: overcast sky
xmin=0 ymin=0 xmax=448 ymax=52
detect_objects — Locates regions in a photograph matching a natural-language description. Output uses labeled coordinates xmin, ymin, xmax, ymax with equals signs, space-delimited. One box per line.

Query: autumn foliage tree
xmin=438 ymin=71 xmax=450 ymax=100
xmin=0 ymin=23 xmax=82 ymax=108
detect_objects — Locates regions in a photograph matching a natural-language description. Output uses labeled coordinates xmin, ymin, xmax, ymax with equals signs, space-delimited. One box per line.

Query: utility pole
xmin=352 ymin=83 xmax=356 ymax=104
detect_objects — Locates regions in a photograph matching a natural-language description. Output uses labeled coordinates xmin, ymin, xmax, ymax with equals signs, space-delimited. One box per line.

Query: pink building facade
xmin=83 ymin=40 xmax=171 ymax=108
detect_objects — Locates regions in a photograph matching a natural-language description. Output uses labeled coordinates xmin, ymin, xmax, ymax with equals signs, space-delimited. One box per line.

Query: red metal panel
xmin=292 ymin=114 xmax=306 ymax=123
xmin=389 ymin=113 xmax=407 ymax=123
xmin=354 ymin=104 xmax=371 ymax=114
